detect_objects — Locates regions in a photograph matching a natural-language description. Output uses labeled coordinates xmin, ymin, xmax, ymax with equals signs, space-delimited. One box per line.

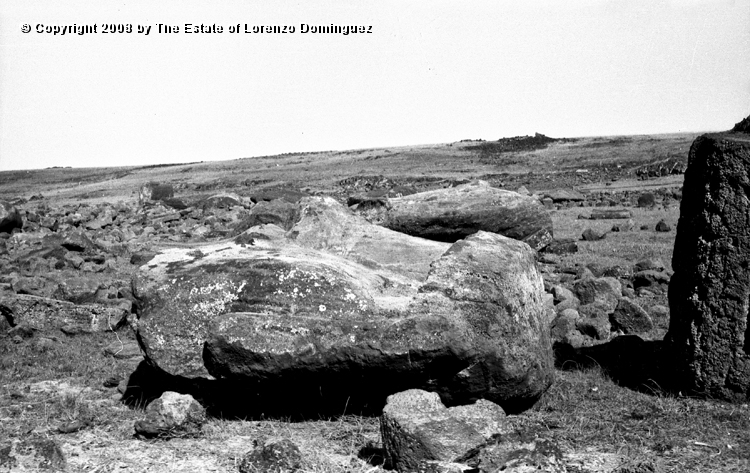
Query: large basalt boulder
xmin=357 ymin=180 xmax=553 ymax=250
xmin=130 ymin=198 xmax=553 ymax=416
xmin=0 ymin=201 xmax=23 ymax=234
xmin=667 ymin=129 xmax=750 ymax=401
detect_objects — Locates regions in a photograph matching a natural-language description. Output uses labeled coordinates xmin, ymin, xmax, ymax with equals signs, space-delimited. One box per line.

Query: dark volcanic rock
xmin=610 ymin=298 xmax=654 ymax=334
xmin=363 ymin=180 xmax=553 ymax=250
xmin=61 ymin=230 xmax=96 ymax=252
xmin=130 ymin=201 xmax=553 ymax=416
xmin=134 ymin=391 xmax=206 ymax=439
xmin=637 ymin=193 xmax=656 ymax=208
xmin=633 ymin=270 xmax=670 ymax=291
xmin=1 ymin=294 xmax=129 ymax=333
xmin=0 ymin=201 xmax=23 ymax=234
xmin=542 ymin=238 xmax=578 ymax=254
xmin=667 ymin=130 xmax=750 ymax=401
xmin=574 ymin=277 xmax=621 ymax=312
xmin=655 ymin=219 xmax=671 ymax=232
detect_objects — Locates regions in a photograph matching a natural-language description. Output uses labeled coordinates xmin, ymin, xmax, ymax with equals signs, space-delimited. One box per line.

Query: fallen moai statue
xmin=126 ymin=196 xmax=554 ymax=417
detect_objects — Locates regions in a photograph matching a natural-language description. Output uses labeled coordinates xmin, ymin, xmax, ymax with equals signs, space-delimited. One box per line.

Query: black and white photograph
xmin=1 ymin=1 xmax=749 ymax=471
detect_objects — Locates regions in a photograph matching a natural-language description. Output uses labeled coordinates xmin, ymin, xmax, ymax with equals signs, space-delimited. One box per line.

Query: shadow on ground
xmin=553 ymin=335 xmax=685 ymax=396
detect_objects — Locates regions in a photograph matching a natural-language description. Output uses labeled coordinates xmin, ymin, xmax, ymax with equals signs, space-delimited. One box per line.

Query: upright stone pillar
xmin=667 ymin=117 xmax=750 ymax=401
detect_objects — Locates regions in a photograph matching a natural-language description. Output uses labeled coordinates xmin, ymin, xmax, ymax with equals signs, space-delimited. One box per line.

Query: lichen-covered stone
xmin=131 ymin=199 xmax=553 ymax=416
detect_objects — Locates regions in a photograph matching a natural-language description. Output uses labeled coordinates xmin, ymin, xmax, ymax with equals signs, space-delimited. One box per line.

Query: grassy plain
xmin=2 ymin=132 xmax=749 ymax=472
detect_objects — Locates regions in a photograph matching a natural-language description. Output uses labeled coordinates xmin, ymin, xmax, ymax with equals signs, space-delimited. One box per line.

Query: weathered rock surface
xmin=541 ymin=238 xmax=578 ymax=254
xmin=130 ymin=198 xmax=553 ymax=416
xmin=357 ymin=180 xmax=553 ymax=250
xmin=637 ymin=192 xmax=656 ymax=208
xmin=633 ymin=270 xmax=670 ymax=292
xmin=0 ymin=294 xmax=129 ymax=334
xmin=610 ymin=298 xmax=653 ymax=334
xmin=288 ymin=197 xmax=449 ymax=281
xmin=455 ymin=431 xmax=566 ymax=473
xmin=655 ymin=219 xmax=671 ymax=232
xmin=134 ymin=391 xmax=206 ymax=439
xmin=380 ymin=389 xmax=507 ymax=472
xmin=574 ymin=277 xmax=621 ymax=312
xmin=667 ymin=130 xmax=750 ymax=401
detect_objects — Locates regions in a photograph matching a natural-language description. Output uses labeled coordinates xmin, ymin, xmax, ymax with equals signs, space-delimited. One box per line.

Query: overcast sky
xmin=1 ymin=1 xmax=748 ymax=171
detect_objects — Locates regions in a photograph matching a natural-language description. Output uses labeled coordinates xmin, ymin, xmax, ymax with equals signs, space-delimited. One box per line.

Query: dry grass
xmin=523 ymin=367 xmax=750 ymax=472
xmin=551 ymin=205 xmax=679 ymax=272
xmin=4 ymin=332 xmax=748 ymax=472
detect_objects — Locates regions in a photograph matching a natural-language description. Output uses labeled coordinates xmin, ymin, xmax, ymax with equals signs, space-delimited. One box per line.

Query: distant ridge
xmin=731 ymin=114 xmax=750 ymax=133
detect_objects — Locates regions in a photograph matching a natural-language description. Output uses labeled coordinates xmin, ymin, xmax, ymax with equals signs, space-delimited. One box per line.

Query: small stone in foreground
xmin=380 ymin=389 xmax=507 ymax=472
xmin=238 ymin=438 xmax=303 ymax=473
xmin=134 ymin=391 xmax=206 ymax=439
